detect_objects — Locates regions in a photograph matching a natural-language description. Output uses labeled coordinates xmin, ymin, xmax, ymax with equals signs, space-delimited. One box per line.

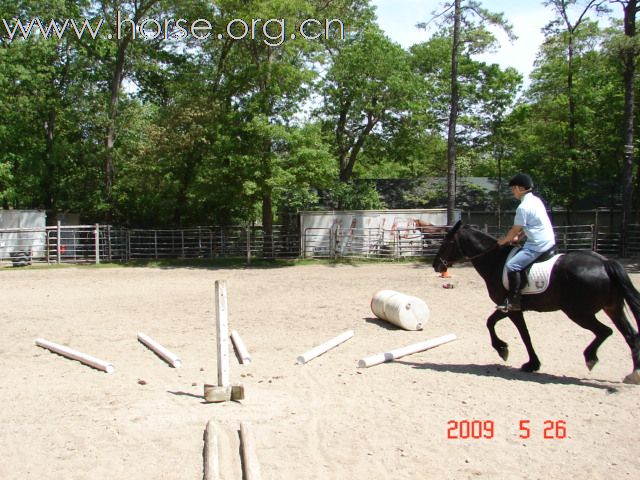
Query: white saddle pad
xmin=502 ymin=249 xmax=563 ymax=295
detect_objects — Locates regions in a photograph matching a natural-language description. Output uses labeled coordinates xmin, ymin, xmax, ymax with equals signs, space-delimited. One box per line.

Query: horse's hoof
xmin=521 ymin=361 xmax=540 ymax=372
xmin=623 ymin=370 xmax=640 ymax=385
xmin=498 ymin=347 xmax=509 ymax=362
xmin=586 ymin=359 xmax=598 ymax=371
xmin=494 ymin=342 xmax=509 ymax=361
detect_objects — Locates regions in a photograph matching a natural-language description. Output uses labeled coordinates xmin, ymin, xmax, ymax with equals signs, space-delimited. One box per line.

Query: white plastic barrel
xmin=370 ymin=290 xmax=430 ymax=331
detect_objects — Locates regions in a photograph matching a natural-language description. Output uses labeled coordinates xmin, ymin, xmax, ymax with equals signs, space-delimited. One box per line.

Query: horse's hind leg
xmin=487 ymin=310 xmax=509 ymax=361
xmin=565 ymin=311 xmax=612 ymax=371
xmin=508 ymin=312 xmax=541 ymax=372
xmin=603 ymin=303 xmax=640 ymax=383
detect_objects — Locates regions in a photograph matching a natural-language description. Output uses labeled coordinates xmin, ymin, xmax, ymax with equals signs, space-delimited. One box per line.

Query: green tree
xmin=608 ymin=0 xmax=639 ymax=240
xmin=320 ymin=27 xmax=424 ymax=200
xmin=410 ymin=29 xmax=520 ymax=211
xmin=82 ymin=0 xmax=161 ymax=216
xmin=0 ymin=0 xmax=102 ymax=213
xmin=508 ymin=20 xmax=623 ymax=216
xmin=419 ymin=0 xmax=515 ymax=224
xmin=541 ymin=0 xmax=609 ymax=217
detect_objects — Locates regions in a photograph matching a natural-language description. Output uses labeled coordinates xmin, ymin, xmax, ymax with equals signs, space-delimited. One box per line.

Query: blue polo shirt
xmin=514 ymin=192 xmax=555 ymax=252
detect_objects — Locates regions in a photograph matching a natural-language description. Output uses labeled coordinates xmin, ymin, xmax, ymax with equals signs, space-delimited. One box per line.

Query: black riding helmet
xmin=508 ymin=173 xmax=534 ymax=190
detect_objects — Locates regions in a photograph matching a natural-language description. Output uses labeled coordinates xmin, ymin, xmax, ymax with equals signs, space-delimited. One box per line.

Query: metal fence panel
xmin=116 ymin=225 xmax=300 ymax=261
xmin=303 ymin=228 xmax=332 ymax=258
xmin=626 ymin=225 xmax=640 ymax=257
xmin=44 ymin=225 xmax=101 ymax=263
xmin=3 ymin=222 xmax=640 ymax=266
xmin=0 ymin=227 xmax=46 ymax=265
xmin=553 ymin=225 xmax=595 ymax=252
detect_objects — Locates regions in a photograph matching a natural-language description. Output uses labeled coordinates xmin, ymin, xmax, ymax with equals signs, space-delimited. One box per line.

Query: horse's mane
xmin=461 ymin=224 xmax=498 ymax=245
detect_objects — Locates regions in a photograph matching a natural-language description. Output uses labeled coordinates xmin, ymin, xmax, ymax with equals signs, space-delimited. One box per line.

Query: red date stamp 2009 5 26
xmin=447 ymin=419 xmax=567 ymax=440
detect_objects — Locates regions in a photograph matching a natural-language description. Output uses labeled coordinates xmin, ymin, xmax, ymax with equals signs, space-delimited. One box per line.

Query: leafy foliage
xmin=0 ymin=0 xmax=636 ymax=226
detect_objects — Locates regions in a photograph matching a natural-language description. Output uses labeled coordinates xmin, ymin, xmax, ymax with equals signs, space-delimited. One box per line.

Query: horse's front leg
xmin=508 ymin=312 xmax=541 ymax=372
xmin=487 ymin=310 xmax=510 ymax=361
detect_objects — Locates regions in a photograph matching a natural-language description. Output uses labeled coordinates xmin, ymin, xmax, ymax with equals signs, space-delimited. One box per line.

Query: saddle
xmin=502 ymin=246 xmax=562 ymax=295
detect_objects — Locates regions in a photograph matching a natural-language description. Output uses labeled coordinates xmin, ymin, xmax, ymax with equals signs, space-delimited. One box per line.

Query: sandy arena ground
xmin=1 ymin=261 xmax=639 ymax=479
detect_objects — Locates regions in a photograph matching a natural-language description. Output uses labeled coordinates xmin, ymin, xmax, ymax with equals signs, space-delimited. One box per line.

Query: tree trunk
xmin=496 ymin=143 xmax=503 ymax=230
xmin=339 ymin=116 xmax=376 ymax=182
xmin=567 ymin=31 xmax=578 ymax=221
xmin=446 ymin=0 xmax=462 ymax=226
xmin=261 ymin=191 xmax=273 ymax=257
xmin=621 ymin=0 xmax=637 ymax=249
xmin=103 ymin=0 xmax=159 ymax=220
xmin=553 ymin=0 xmax=602 ymax=224
xmin=104 ymin=37 xmax=129 ymax=218
xmin=43 ymin=109 xmax=56 ymax=212
xmin=259 ymin=48 xmax=275 ymax=256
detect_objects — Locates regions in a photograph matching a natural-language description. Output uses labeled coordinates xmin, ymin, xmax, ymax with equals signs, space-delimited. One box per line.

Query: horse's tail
xmin=604 ymin=259 xmax=640 ymax=330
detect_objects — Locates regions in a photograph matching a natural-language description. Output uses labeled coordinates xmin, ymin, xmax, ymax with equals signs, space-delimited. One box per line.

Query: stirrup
xmin=496 ymin=299 xmax=510 ymax=312
xmin=496 ymin=298 xmax=521 ymax=312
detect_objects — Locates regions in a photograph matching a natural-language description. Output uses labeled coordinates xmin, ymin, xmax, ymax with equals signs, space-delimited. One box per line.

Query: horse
xmin=412 ymin=219 xmax=450 ymax=253
xmin=432 ymin=220 xmax=640 ymax=384
xmin=412 ymin=219 xmax=450 ymax=238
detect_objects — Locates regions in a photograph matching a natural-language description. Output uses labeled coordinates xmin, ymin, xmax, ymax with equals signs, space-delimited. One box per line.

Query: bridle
xmin=436 ymin=230 xmax=498 ymax=269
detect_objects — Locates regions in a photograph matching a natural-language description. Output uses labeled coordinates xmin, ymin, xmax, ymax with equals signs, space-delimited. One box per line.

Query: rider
xmin=496 ymin=173 xmax=556 ymax=312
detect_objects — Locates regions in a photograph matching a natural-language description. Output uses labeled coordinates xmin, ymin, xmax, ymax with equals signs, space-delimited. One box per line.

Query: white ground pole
xmin=34 ymin=338 xmax=115 ymax=374
xmin=215 ymin=280 xmax=230 ymax=387
xmin=296 ymin=330 xmax=355 ymax=365
xmin=357 ymin=333 xmax=457 ymax=368
xmin=137 ymin=332 xmax=183 ymax=368
xmin=240 ymin=422 xmax=262 ymax=480
xmin=203 ymin=420 xmax=221 ymax=480
xmin=230 ymin=330 xmax=252 ymax=365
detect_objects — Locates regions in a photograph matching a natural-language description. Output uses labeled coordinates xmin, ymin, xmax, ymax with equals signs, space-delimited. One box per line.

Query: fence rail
xmin=1 ymin=222 xmax=639 ymax=266
xmin=0 ymin=224 xmax=301 ymax=266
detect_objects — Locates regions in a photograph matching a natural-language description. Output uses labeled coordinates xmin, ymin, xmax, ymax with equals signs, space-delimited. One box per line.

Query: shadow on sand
xmin=363 ymin=317 xmax=404 ymax=331
xmin=397 ymin=360 xmax=623 ymax=393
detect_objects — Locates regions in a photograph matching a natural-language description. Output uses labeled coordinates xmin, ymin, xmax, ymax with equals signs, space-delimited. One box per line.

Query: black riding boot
xmin=497 ymin=270 xmax=522 ymax=312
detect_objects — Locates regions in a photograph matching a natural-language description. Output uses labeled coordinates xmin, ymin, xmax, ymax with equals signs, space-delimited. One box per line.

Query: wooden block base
xmin=231 ymin=384 xmax=245 ymax=401
xmin=203 ymin=384 xmax=245 ymax=403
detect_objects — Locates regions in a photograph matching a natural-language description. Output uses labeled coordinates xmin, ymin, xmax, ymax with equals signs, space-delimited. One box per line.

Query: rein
xmin=457 ymin=235 xmax=499 ymax=261
xmin=437 ymin=232 xmax=499 ymax=269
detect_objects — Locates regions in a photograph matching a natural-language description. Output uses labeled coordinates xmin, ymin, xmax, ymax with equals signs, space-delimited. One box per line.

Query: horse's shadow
xmin=398 ymin=360 xmax=622 ymax=392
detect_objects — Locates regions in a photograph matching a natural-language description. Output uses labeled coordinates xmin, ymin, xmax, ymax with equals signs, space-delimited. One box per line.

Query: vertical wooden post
xmin=334 ymin=227 xmax=338 ymax=259
xmin=246 ymin=226 xmax=251 ymax=265
xmin=107 ymin=224 xmax=112 ymax=261
xmin=205 ymin=280 xmax=244 ymax=403
xmin=46 ymin=227 xmax=50 ymax=264
xmin=215 ymin=280 xmax=230 ymax=388
xmin=394 ymin=229 xmax=399 ymax=260
xmin=94 ymin=223 xmax=100 ymax=264
xmin=56 ymin=221 xmax=61 ymax=264
xmin=126 ymin=229 xmax=131 ymax=261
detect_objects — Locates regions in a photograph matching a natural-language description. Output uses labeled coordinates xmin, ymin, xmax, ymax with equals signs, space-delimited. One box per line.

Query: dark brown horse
xmin=432 ymin=221 xmax=640 ymax=384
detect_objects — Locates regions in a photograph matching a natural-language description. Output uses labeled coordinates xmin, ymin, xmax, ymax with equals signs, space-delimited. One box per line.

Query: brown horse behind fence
xmin=412 ymin=219 xmax=449 ymax=253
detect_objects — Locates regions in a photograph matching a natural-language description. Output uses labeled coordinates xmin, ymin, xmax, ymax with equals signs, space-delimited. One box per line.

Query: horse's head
xmin=433 ymin=221 xmax=500 ymax=272
xmin=432 ymin=220 xmax=464 ymax=273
